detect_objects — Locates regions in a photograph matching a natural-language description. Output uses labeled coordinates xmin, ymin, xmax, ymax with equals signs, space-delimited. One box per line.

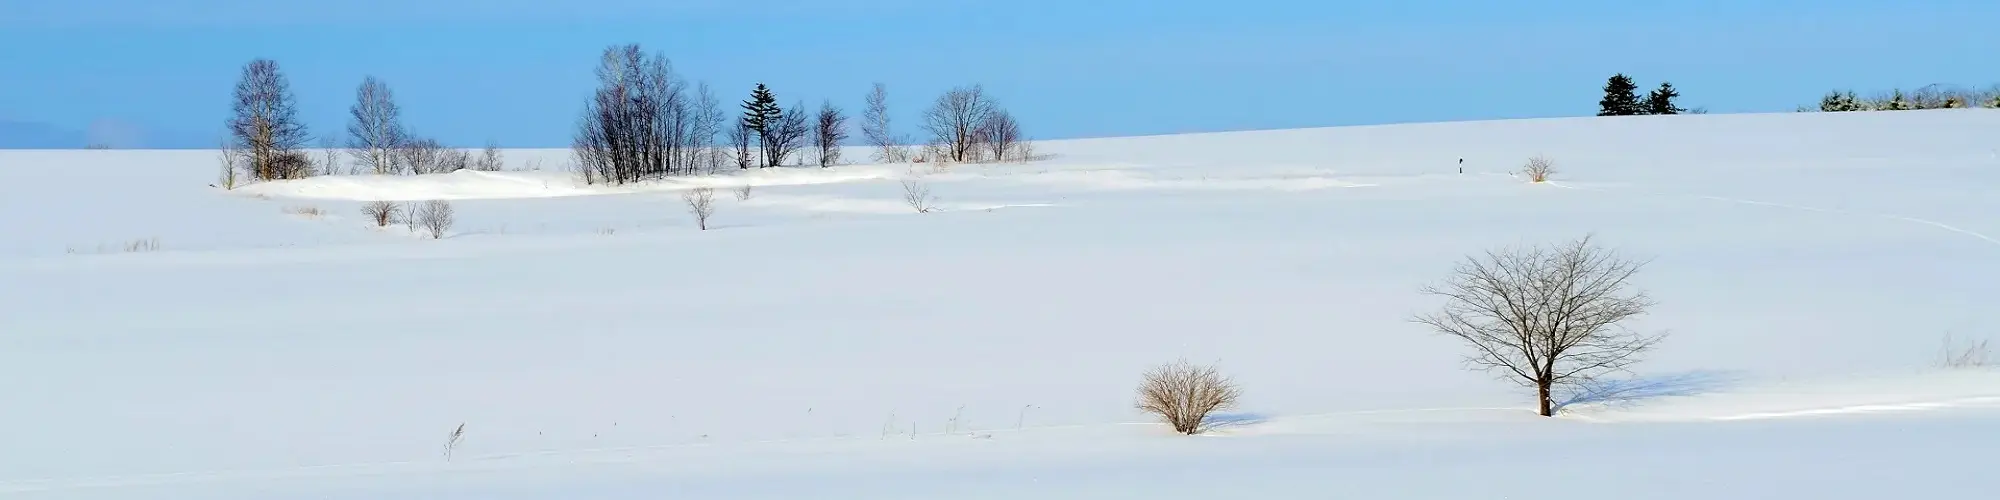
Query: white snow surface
xmin=2 ymin=110 xmax=1998 ymax=499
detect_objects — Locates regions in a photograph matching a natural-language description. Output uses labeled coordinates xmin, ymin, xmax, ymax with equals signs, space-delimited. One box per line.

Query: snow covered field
xmin=2 ymin=110 xmax=1998 ymax=499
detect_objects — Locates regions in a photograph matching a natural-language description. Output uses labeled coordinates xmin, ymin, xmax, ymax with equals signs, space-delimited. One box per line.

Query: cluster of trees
xmin=1141 ymin=228 xmax=1669 ymax=434
xmin=572 ymin=43 xmax=1032 ymax=186
xmin=218 ymin=45 xmax=1034 ymax=190
xmin=1808 ymin=84 xmax=2000 ymax=112
xmin=219 ymin=60 xmax=511 ymax=189
xmin=1597 ymin=73 xmax=1688 ymax=116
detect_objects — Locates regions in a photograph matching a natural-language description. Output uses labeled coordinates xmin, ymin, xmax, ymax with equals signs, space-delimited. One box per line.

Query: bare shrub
xmin=128 ymin=237 xmax=162 ymax=252
xmin=414 ymin=200 xmax=454 ymax=239
xmin=1135 ymin=359 xmax=1242 ymax=435
xmin=1413 ymin=235 xmax=1663 ymax=417
xmin=901 ymin=177 xmax=936 ymax=213
xmin=734 ymin=184 xmax=754 ymax=201
xmin=398 ymin=138 xmax=455 ymax=175
xmin=361 ymin=201 xmax=401 ymax=227
xmin=1522 ymin=155 xmax=1555 ymax=183
xmin=284 ymin=205 xmax=325 ymax=217
xmin=474 ymin=142 xmax=505 ymax=171
xmin=682 ymin=186 xmax=716 ymax=230
xmin=1940 ymin=334 xmax=1992 ymax=369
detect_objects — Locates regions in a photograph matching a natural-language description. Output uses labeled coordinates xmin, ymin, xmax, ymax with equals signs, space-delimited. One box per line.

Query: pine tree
xmin=1643 ymin=82 xmax=1683 ymax=115
xmin=1883 ymin=90 xmax=1910 ymax=111
xmin=740 ymin=84 xmax=781 ymax=166
xmin=1819 ymin=90 xmax=1864 ymax=112
xmin=1598 ymin=74 xmax=1644 ymax=116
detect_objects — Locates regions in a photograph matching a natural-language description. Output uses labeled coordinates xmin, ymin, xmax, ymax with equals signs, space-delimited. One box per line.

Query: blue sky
xmin=2 ymin=0 xmax=1996 ymax=148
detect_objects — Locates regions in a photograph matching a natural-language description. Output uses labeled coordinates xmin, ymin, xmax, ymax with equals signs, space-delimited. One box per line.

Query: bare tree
xmin=414 ymin=200 xmax=455 ymax=239
xmin=764 ymin=101 xmax=810 ymax=167
xmin=814 ymin=100 xmax=849 ymax=168
xmin=228 ymin=58 xmax=312 ymax=181
xmin=729 ymin=122 xmax=754 ymax=169
xmin=572 ymin=44 xmax=696 ymax=185
xmin=216 ymin=137 xmax=240 ymax=190
xmin=862 ymin=82 xmax=908 ymax=163
xmin=317 ymin=136 xmax=342 ymax=175
xmin=442 ymin=148 xmax=471 ymax=172
xmin=1135 ymin=359 xmax=1242 ymax=435
xmin=692 ymin=82 xmax=726 ymax=173
xmin=474 ymin=141 xmax=505 ymax=171
xmin=1522 ymin=155 xmax=1555 ymax=183
xmin=901 ymin=177 xmax=936 ymax=213
xmin=361 ymin=200 xmax=401 ymax=227
xmin=1412 ymin=235 xmax=1663 ymax=417
xmin=924 ymin=85 xmax=997 ymax=163
xmin=682 ymin=186 xmax=716 ymax=230
xmin=346 ymin=76 xmax=407 ymax=175
xmin=977 ymin=109 xmax=1022 ymax=163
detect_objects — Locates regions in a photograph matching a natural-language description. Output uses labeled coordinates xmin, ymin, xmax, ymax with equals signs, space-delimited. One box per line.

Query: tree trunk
xmin=1536 ymin=380 xmax=1553 ymax=417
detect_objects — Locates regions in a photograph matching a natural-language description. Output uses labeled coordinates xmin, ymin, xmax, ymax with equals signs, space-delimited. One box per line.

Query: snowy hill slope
xmin=1 ymin=110 xmax=1997 ymax=499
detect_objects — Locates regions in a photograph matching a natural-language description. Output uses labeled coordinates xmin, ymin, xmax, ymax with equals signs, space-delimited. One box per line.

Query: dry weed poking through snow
xmin=67 ymin=237 xmax=164 ymax=255
xmin=1939 ymin=334 xmax=1992 ymax=369
xmin=1135 ymin=359 xmax=1242 ymax=435
xmin=901 ymin=172 xmax=937 ymax=213
xmin=283 ymin=205 xmax=325 ymax=218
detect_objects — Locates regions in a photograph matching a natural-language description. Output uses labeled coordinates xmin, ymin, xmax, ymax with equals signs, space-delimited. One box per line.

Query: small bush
xmin=284 ymin=205 xmax=325 ymax=218
xmin=1136 ymin=359 xmax=1242 ymax=435
xmin=474 ymin=143 xmax=505 ymax=171
xmin=682 ymin=187 xmax=716 ymax=230
xmin=361 ymin=201 xmax=400 ymax=227
xmin=125 ymin=237 xmax=162 ymax=253
xmin=414 ymin=200 xmax=454 ymax=239
xmin=901 ymin=178 xmax=936 ymax=213
xmin=1522 ymin=155 xmax=1556 ymax=183
xmin=735 ymin=184 xmax=754 ymax=201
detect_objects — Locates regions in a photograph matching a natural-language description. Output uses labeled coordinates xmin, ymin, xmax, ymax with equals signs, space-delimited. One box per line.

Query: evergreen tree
xmin=1883 ymin=90 xmax=1910 ymax=111
xmin=740 ymin=83 xmax=782 ymax=166
xmin=1819 ymin=90 xmax=1864 ymax=112
xmin=1598 ymin=74 xmax=1644 ymax=116
xmin=1643 ymin=82 xmax=1684 ymax=115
